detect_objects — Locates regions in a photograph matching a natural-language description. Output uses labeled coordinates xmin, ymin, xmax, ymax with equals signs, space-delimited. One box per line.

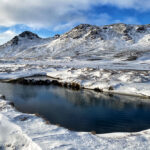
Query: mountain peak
xmin=18 ymin=31 xmax=39 ymax=39
xmin=4 ymin=31 xmax=40 ymax=46
xmin=62 ymin=24 xmax=97 ymax=39
xmin=74 ymin=24 xmax=93 ymax=30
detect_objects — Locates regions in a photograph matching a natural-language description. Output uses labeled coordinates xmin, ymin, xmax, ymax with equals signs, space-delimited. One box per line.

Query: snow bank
xmin=0 ymin=100 xmax=41 ymax=150
xmin=46 ymin=68 xmax=150 ymax=97
xmin=1 ymin=97 xmax=150 ymax=150
xmin=0 ymin=114 xmax=41 ymax=150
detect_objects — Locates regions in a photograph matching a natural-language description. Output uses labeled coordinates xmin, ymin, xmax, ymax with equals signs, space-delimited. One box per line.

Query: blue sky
xmin=0 ymin=0 xmax=150 ymax=44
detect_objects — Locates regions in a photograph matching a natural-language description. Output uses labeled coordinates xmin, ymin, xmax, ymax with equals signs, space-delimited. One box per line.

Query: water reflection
xmin=0 ymin=82 xmax=150 ymax=133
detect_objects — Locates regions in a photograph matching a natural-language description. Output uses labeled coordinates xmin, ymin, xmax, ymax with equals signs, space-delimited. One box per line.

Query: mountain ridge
xmin=0 ymin=23 xmax=150 ymax=60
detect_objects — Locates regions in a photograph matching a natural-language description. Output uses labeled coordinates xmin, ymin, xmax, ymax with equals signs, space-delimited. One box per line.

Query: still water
xmin=0 ymin=82 xmax=150 ymax=133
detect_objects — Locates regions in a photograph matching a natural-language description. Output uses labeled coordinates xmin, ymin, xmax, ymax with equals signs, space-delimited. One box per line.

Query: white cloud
xmin=0 ymin=0 xmax=148 ymax=29
xmin=0 ymin=0 xmax=98 ymax=28
xmin=0 ymin=30 xmax=17 ymax=45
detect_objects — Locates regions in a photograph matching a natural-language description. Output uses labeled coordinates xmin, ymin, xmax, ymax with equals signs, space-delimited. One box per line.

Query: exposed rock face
xmin=74 ymin=24 xmax=91 ymax=30
xmin=11 ymin=36 xmax=19 ymax=45
xmin=62 ymin=24 xmax=93 ymax=39
xmin=61 ymin=23 xmax=135 ymax=41
xmin=136 ymin=25 xmax=146 ymax=32
xmin=85 ymin=28 xmax=103 ymax=40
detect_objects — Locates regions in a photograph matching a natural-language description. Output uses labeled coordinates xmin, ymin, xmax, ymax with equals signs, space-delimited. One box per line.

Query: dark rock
xmin=37 ymin=80 xmax=44 ymax=85
xmin=63 ymin=24 xmax=94 ymax=39
xmin=71 ymin=82 xmax=80 ymax=90
xmin=85 ymin=28 xmax=103 ymax=40
xmin=11 ymin=36 xmax=19 ymax=45
xmin=94 ymin=88 xmax=103 ymax=92
xmin=72 ymin=35 xmax=82 ymax=39
xmin=63 ymin=82 xmax=68 ymax=88
xmin=45 ymin=80 xmax=51 ymax=85
xmin=126 ymin=55 xmax=138 ymax=61
xmin=19 ymin=79 xmax=28 ymax=85
xmin=108 ymin=93 xmax=114 ymax=97
xmin=103 ymin=26 xmax=108 ymax=29
xmin=136 ymin=26 xmax=146 ymax=32
xmin=109 ymin=86 xmax=114 ymax=91
xmin=91 ymin=131 xmax=96 ymax=135
xmin=9 ymin=102 xmax=15 ymax=107
xmin=54 ymin=34 xmax=60 ymax=38
xmin=51 ymin=80 xmax=61 ymax=86
xmin=74 ymin=24 xmax=91 ymax=30
xmin=9 ymin=78 xmax=28 ymax=84
xmin=123 ymin=26 xmax=133 ymax=34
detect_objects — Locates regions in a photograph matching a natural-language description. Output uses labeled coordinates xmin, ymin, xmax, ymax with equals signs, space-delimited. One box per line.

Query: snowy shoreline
xmin=1 ymin=96 xmax=150 ymax=150
xmin=0 ymin=62 xmax=150 ymax=149
xmin=0 ymin=65 xmax=150 ymax=98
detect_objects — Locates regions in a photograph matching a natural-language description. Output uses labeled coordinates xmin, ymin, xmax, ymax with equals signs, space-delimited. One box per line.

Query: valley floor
xmin=0 ymin=58 xmax=150 ymax=97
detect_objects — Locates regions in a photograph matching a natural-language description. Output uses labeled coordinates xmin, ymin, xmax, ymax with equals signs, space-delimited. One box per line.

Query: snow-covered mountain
xmin=1 ymin=23 xmax=150 ymax=60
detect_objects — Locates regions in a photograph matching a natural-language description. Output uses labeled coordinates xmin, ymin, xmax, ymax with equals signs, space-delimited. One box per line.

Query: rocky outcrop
xmin=7 ymin=77 xmax=81 ymax=91
xmin=60 ymin=23 xmax=149 ymax=42
xmin=19 ymin=31 xmax=39 ymax=39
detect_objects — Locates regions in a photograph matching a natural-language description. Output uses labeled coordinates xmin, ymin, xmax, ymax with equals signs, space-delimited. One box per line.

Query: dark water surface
xmin=0 ymin=82 xmax=150 ymax=133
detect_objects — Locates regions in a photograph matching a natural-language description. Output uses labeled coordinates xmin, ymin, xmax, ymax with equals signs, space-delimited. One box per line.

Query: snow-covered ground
xmin=1 ymin=97 xmax=150 ymax=150
xmin=0 ymin=59 xmax=149 ymax=97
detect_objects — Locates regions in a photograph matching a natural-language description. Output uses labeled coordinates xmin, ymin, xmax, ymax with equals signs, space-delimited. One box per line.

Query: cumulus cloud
xmin=0 ymin=0 xmax=98 ymax=28
xmin=0 ymin=30 xmax=16 ymax=45
xmin=0 ymin=0 xmax=148 ymax=29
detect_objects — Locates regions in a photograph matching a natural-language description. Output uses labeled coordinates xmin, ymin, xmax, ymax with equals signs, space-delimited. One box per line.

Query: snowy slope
xmin=0 ymin=31 xmax=52 ymax=58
